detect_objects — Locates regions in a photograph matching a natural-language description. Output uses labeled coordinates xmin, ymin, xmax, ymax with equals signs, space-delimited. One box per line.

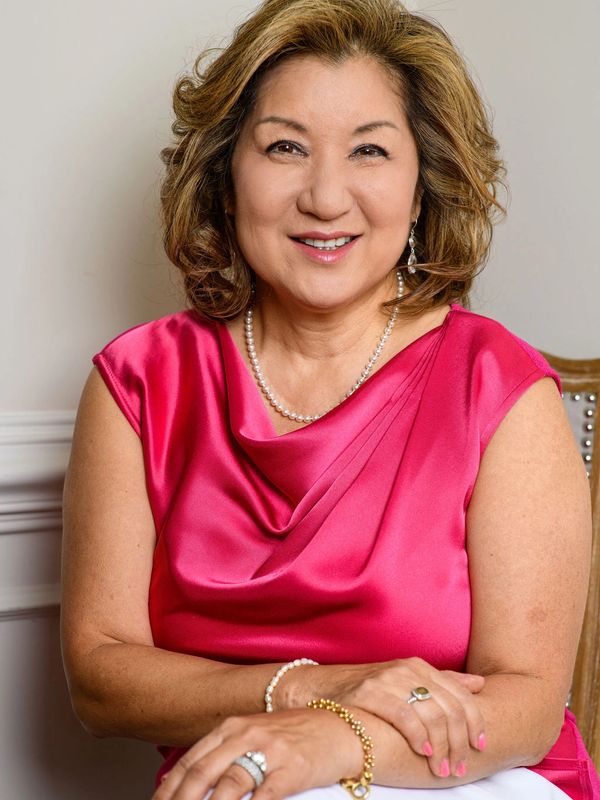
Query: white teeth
xmin=298 ymin=236 xmax=353 ymax=250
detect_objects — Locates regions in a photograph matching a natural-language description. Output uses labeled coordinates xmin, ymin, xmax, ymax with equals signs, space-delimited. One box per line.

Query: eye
xmin=352 ymin=144 xmax=389 ymax=159
xmin=266 ymin=140 xmax=305 ymax=156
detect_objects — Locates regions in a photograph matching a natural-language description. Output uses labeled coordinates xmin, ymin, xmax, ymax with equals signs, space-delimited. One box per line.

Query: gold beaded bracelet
xmin=306 ymin=698 xmax=375 ymax=800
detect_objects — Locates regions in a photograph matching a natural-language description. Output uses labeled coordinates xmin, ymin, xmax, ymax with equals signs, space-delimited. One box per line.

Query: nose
xmin=296 ymin=155 xmax=353 ymax=220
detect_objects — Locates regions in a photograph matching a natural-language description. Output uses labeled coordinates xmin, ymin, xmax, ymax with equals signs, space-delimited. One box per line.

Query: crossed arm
xmin=61 ymin=368 xmax=591 ymax=792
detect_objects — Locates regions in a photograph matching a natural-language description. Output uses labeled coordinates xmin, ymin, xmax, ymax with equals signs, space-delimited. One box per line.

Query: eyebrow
xmin=253 ymin=115 xmax=400 ymax=135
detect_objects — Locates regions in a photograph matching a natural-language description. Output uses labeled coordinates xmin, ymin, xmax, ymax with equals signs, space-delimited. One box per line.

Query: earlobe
xmin=223 ymin=192 xmax=235 ymax=217
xmin=412 ymin=185 xmax=424 ymax=221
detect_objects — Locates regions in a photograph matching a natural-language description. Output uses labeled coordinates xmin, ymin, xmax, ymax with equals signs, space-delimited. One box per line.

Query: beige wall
xmin=2 ymin=1 xmax=258 ymax=413
xmin=414 ymin=0 xmax=600 ymax=357
xmin=4 ymin=0 xmax=597 ymax=418
xmin=0 ymin=1 xmax=598 ymax=798
xmin=0 ymin=2 xmax=257 ymax=798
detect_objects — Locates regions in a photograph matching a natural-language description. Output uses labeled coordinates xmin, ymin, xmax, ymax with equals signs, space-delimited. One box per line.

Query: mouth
xmin=290 ymin=235 xmax=360 ymax=251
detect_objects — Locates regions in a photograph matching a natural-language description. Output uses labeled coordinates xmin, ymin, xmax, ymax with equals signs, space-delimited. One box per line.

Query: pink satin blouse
xmin=92 ymin=302 xmax=600 ymax=799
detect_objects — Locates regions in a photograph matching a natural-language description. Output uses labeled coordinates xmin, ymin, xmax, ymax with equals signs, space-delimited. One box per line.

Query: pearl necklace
xmin=244 ymin=269 xmax=405 ymax=423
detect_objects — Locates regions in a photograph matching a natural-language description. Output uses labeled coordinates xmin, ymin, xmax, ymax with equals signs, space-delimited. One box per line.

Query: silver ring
xmin=246 ymin=751 xmax=268 ymax=773
xmin=407 ymin=686 xmax=432 ymax=704
xmin=232 ymin=752 xmax=267 ymax=787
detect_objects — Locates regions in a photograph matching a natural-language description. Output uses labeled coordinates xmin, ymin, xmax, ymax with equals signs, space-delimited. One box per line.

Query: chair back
xmin=539 ymin=350 xmax=600 ymax=766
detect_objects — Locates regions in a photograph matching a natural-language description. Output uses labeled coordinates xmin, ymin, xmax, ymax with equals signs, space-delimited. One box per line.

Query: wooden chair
xmin=538 ymin=351 xmax=600 ymax=766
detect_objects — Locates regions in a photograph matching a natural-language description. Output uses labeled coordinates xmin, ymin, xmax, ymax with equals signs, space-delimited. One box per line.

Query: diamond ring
xmin=232 ymin=751 xmax=268 ymax=787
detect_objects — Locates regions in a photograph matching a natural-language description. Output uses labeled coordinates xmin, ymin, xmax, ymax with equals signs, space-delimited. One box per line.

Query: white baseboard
xmin=0 ymin=411 xmax=74 ymax=618
xmin=0 ymin=583 xmax=61 ymax=620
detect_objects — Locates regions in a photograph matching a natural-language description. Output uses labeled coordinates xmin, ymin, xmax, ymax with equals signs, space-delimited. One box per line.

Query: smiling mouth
xmin=290 ymin=235 xmax=359 ymax=251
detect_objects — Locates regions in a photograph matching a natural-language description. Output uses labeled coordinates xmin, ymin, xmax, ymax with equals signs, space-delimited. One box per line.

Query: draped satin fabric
xmin=92 ymin=302 xmax=600 ymax=799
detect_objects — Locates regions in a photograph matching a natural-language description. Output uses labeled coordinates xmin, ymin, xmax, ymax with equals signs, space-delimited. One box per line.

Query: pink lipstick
xmin=289 ymin=234 xmax=361 ymax=264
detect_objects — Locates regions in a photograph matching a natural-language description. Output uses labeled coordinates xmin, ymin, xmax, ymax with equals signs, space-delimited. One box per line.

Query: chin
xmin=286 ymin=285 xmax=362 ymax=313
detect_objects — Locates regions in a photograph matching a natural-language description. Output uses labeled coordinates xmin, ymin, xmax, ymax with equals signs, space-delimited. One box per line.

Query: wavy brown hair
xmin=160 ymin=0 xmax=506 ymax=321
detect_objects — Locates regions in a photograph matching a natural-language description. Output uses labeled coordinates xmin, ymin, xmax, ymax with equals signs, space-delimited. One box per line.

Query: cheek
xmin=233 ymin=160 xmax=293 ymax=223
xmin=358 ymin=185 xmax=416 ymax=230
xmin=356 ymin=163 xmax=420 ymax=222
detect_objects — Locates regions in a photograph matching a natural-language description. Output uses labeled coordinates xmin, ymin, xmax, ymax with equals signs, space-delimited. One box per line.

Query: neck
xmin=251 ymin=271 xmax=402 ymax=363
xmin=244 ymin=269 xmax=404 ymax=422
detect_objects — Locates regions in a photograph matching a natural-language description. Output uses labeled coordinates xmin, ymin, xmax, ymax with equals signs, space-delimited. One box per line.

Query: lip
xmin=292 ymin=231 xmax=360 ymax=239
xmin=290 ymin=234 xmax=360 ymax=264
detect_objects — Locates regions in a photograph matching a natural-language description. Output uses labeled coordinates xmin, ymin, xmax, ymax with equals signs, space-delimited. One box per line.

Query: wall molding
xmin=0 ymin=583 xmax=61 ymax=620
xmin=0 ymin=411 xmax=75 ymax=533
xmin=0 ymin=411 xmax=75 ymax=617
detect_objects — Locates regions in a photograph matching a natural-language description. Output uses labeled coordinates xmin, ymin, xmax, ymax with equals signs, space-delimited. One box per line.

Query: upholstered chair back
xmin=539 ymin=351 xmax=600 ymax=767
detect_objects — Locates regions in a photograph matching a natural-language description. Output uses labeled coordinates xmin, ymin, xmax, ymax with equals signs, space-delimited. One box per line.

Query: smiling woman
xmin=222 ymin=54 xmax=425 ymax=427
xmin=228 ymin=56 xmax=419 ymax=306
xmin=158 ymin=0 xmax=504 ymax=324
xmin=60 ymin=1 xmax=599 ymax=800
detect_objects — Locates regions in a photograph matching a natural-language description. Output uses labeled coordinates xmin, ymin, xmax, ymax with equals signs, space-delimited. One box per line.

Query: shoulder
xmin=92 ymin=308 xmax=217 ymax=362
xmin=89 ymin=309 xmax=221 ymax=437
xmin=449 ymin=303 xmax=562 ymax=392
xmin=450 ymin=304 xmax=559 ymax=380
xmin=448 ymin=304 xmax=564 ymax=455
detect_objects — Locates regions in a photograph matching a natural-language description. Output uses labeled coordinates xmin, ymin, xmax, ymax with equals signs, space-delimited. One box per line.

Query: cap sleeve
xmin=92 ymin=323 xmax=148 ymax=438
xmin=477 ymin=332 xmax=562 ymax=457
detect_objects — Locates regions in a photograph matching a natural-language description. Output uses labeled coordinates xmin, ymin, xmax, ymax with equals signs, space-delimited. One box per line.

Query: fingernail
xmin=455 ymin=761 xmax=467 ymax=777
xmin=439 ymin=759 xmax=450 ymax=777
xmin=423 ymin=741 xmax=433 ymax=757
xmin=478 ymin=733 xmax=487 ymax=751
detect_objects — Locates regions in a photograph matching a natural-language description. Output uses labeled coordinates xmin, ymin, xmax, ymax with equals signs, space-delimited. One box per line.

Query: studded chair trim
xmin=539 ymin=351 xmax=600 ymax=767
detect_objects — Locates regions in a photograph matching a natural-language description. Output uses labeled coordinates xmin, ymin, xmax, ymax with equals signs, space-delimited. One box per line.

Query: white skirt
xmin=226 ymin=768 xmax=570 ymax=800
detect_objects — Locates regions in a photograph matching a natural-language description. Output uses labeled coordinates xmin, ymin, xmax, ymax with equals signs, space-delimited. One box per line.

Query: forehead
xmin=249 ymin=54 xmax=407 ymax=122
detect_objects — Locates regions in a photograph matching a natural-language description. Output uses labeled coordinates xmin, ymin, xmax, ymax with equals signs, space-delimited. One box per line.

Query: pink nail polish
xmin=455 ymin=761 xmax=467 ymax=777
xmin=478 ymin=733 xmax=487 ymax=751
xmin=423 ymin=741 xmax=433 ymax=757
xmin=439 ymin=759 xmax=450 ymax=777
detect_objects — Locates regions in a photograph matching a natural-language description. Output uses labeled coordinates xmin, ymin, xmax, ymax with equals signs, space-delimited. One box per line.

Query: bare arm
xmin=64 ymin=370 xmax=590 ymax=789
xmin=62 ymin=366 xmax=479 ymax=767
xmin=388 ymin=374 xmax=591 ymax=781
xmin=61 ymin=367 xmax=292 ymax=744
xmin=154 ymin=383 xmax=593 ymax=800
xmin=278 ymin=375 xmax=591 ymax=785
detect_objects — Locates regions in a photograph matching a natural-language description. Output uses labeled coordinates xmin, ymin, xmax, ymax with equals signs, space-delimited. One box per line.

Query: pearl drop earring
xmin=407 ymin=219 xmax=418 ymax=274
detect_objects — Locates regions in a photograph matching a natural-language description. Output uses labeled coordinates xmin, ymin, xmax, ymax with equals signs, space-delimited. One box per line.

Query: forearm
xmin=290 ymin=671 xmax=565 ymax=788
xmin=71 ymin=641 xmax=565 ymax=787
xmin=69 ymin=641 xmax=288 ymax=745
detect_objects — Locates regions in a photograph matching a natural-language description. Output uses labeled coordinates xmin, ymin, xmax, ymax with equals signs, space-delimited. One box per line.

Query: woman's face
xmin=228 ymin=54 xmax=422 ymax=313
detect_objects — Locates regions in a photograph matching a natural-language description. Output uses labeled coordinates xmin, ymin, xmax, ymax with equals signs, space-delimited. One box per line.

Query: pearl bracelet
xmin=264 ymin=658 xmax=319 ymax=713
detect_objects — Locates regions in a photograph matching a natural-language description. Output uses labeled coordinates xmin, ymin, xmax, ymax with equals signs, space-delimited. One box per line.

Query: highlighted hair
xmin=160 ymin=0 xmax=506 ymax=320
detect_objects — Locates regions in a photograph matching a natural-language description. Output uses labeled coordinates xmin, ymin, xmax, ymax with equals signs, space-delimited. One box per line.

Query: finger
xmin=408 ymin=695 xmax=453 ymax=778
xmin=153 ymin=754 xmax=211 ymax=800
xmin=426 ymin=686 xmax=470 ymax=778
xmin=345 ymin=678 xmax=434 ymax=759
xmin=389 ymin=697 xmax=436 ymax=759
xmin=436 ymin=672 xmax=486 ymax=752
xmin=152 ymin=737 xmax=247 ymax=800
xmin=253 ymin=771 xmax=299 ymax=800
xmin=152 ymin=754 xmax=196 ymax=799
xmin=152 ymin=724 xmax=230 ymax=800
xmin=207 ymin=763 xmax=256 ymax=800
xmin=443 ymin=671 xmax=485 ymax=693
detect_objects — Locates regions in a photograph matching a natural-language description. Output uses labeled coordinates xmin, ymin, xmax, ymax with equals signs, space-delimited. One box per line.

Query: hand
xmin=151 ymin=708 xmax=363 ymax=800
xmin=289 ymin=658 xmax=486 ymax=780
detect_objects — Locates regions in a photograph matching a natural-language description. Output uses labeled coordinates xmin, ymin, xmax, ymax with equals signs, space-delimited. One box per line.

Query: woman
xmin=60 ymin=1 xmax=600 ymax=799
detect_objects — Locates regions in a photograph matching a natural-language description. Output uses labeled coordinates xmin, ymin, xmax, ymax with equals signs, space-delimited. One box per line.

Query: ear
xmin=411 ymin=183 xmax=424 ymax=222
xmin=223 ymin=188 xmax=235 ymax=217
